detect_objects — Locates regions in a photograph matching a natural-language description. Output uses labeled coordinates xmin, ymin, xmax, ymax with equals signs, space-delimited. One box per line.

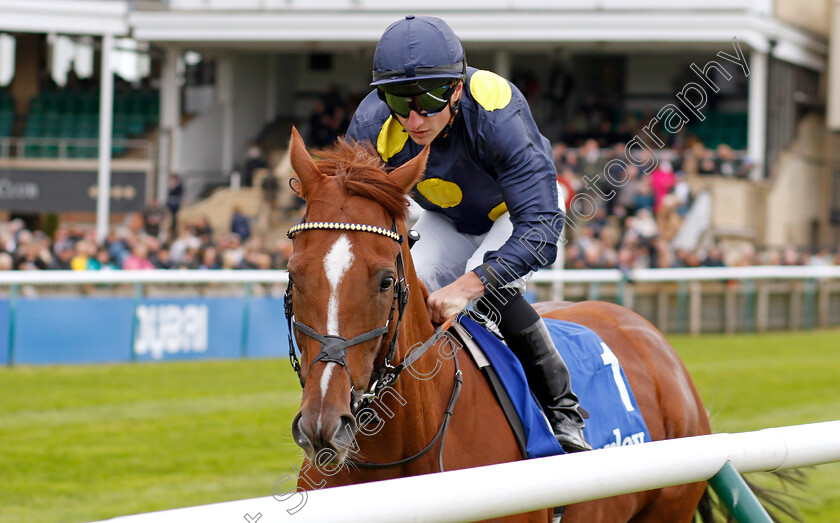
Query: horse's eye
xmin=379 ymin=275 xmax=395 ymax=292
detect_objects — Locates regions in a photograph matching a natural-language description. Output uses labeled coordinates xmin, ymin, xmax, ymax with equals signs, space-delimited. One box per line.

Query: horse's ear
xmin=289 ymin=126 xmax=325 ymax=194
xmin=389 ymin=144 xmax=429 ymax=194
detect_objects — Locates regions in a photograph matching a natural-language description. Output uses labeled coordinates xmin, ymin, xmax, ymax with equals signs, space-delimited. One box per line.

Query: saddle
xmin=450 ymin=314 xmax=651 ymax=459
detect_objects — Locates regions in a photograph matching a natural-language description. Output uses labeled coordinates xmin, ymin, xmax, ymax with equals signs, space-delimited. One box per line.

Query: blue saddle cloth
xmin=457 ymin=315 xmax=652 ymax=458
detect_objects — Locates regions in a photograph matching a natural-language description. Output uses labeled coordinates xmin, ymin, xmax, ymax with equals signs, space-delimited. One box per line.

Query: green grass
xmin=669 ymin=329 xmax=840 ymax=522
xmin=0 ymin=360 xmax=304 ymax=523
xmin=0 ymin=329 xmax=838 ymax=522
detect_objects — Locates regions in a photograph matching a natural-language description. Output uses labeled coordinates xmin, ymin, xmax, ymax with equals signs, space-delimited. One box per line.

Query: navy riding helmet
xmin=372 ymin=15 xmax=467 ymax=95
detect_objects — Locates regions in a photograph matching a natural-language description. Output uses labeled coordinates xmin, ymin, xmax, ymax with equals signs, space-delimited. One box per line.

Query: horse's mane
xmin=311 ymin=139 xmax=412 ymax=220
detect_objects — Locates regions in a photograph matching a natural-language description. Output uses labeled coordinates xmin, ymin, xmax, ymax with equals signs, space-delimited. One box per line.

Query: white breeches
xmin=409 ymin=185 xmax=566 ymax=293
xmin=410 ymin=210 xmax=529 ymax=293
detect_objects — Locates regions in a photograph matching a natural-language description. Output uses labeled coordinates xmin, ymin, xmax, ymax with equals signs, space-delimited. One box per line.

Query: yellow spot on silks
xmin=376 ymin=116 xmax=409 ymax=162
xmin=416 ymin=178 xmax=463 ymax=209
xmin=488 ymin=202 xmax=508 ymax=221
xmin=469 ymin=70 xmax=512 ymax=111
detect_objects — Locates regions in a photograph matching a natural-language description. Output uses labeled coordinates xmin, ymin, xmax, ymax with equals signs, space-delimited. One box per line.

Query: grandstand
xmin=0 ymin=89 xmax=12 ymax=138
xmin=0 ymin=1 xmax=836 ymax=261
xmin=685 ymin=112 xmax=749 ymax=150
xmin=19 ymin=88 xmax=158 ymax=158
xmin=1 ymin=3 xmax=839 ymax=522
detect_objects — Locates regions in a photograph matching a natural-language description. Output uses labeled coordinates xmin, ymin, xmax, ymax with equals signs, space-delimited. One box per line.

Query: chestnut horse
xmin=284 ymin=127 xmax=711 ymax=522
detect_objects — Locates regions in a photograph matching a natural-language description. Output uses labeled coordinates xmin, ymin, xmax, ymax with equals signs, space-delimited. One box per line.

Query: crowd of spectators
xmin=0 ymin=212 xmax=294 ymax=273
xmin=504 ymin=68 xmax=770 ymax=269
xmin=306 ymin=85 xmax=360 ymax=148
xmin=553 ymin=139 xmax=836 ymax=270
xmin=0 ymin=132 xmax=834 ymax=273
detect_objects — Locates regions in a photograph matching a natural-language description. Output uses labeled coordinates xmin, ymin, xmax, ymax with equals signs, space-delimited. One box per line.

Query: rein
xmin=349 ymin=317 xmax=462 ymax=472
xmin=285 ymin=220 xmax=463 ymax=472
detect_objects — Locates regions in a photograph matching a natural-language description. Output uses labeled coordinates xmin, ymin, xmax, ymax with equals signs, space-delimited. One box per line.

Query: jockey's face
xmin=395 ymin=82 xmax=462 ymax=146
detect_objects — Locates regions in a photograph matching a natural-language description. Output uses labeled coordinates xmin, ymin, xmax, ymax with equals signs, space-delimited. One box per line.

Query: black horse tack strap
xmin=285 ymin=218 xmax=463 ymax=472
xmin=294 ymin=322 xmax=390 ymax=376
xmin=349 ymin=353 xmax=462 ymax=473
xmin=284 ymin=219 xmax=409 ymax=412
xmin=375 ymin=321 xmax=451 ymax=389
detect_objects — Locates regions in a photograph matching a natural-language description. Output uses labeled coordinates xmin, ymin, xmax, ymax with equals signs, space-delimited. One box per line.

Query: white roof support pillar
xmin=95 ymin=33 xmax=115 ymax=244
xmin=493 ymin=49 xmax=511 ymax=81
xmin=747 ymin=48 xmax=768 ymax=181
xmin=827 ymin=0 xmax=840 ymax=130
xmin=217 ymin=54 xmax=235 ymax=174
xmin=0 ymin=33 xmax=15 ymax=86
xmin=265 ymin=54 xmax=278 ymax=124
xmin=157 ymin=46 xmax=182 ymax=203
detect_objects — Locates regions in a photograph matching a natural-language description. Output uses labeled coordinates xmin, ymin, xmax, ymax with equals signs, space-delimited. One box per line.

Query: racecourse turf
xmin=0 ymin=329 xmax=838 ymax=523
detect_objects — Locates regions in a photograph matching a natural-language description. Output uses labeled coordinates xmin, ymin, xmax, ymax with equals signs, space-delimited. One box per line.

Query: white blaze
xmin=318 ymin=361 xmax=337 ymax=432
xmin=319 ymin=234 xmax=354 ymax=423
xmin=320 ymin=362 xmax=336 ymax=400
xmin=323 ymin=234 xmax=354 ymax=336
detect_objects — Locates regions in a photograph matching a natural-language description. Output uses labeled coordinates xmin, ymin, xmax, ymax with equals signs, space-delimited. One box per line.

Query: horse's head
xmin=286 ymin=128 xmax=428 ymax=466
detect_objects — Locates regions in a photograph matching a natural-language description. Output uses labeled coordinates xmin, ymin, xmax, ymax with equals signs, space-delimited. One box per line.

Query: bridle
xmin=285 ymin=220 xmax=410 ymax=415
xmin=284 ymin=218 xmax=463 ymax=472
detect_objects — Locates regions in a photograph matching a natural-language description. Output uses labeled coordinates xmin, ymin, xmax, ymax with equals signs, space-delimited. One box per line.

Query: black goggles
xmin=377 ymin=83 xmax=456 ymax=118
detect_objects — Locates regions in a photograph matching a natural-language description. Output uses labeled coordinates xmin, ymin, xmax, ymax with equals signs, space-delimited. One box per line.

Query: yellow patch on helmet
xmin=416 ymin=178 xmax=463 ymax=209
xmin=376 ymin=116 xmax=409 ymax=162
xmin=469 ymin=70 xmax=512 ymax=111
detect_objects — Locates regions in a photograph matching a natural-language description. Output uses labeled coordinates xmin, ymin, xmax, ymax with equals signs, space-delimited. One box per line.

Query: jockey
xmin=346 ymin=15 xmax=591 ymax=453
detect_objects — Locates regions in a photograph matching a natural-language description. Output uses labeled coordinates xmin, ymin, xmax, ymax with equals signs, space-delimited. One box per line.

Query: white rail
xmin=91 ymin=421 xmax=840 ymax=523
xmin=0 ymin=269 xmax=289 ymax=285
xmin=0 ymin=137 xmax=153 ymax=161
xmin=0 ymin=265 xmax=838 ymax=286
xmin=530 ymin=265 xmax=840 ymax=283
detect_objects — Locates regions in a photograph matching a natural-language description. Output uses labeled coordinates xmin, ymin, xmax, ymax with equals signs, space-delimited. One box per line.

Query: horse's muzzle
xmin=292 ymin=410 xmax=357 ymax=467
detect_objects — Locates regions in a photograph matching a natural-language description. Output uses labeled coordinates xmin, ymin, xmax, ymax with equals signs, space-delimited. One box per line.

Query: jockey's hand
xmin=426 ymin=271 xmax=485 ymax=325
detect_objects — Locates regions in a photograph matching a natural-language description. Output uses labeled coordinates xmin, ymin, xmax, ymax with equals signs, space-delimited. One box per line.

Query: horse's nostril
xmin=338 ymin=414 xmax=357 ymax=438
xmin=291 ymin=412 xmax=313 ymax=450
xmin=330 ymin=414 xmax=357 ymax=454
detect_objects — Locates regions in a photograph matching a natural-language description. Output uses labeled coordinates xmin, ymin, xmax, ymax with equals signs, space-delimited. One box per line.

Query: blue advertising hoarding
xmin=245 ymin=297 xmax=289 ymax=358
xmin=0 ymin=298 xmax=10 ymax=365
xmin=6 ymin=295 xmax=290 ymax=365
xmin=14 ymin=297 xmax=136 ymax=364
xmin=133 ymin=298 xmax=244 ymax=362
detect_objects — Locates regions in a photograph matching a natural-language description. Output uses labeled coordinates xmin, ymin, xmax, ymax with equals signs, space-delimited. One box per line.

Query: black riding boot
xmin=475 ymin=286 xmax=591 ymax=453
xmin=505 ymin=318 xmax=592 ymax=453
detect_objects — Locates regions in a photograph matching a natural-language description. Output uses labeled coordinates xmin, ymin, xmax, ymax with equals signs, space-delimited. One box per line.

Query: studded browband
xmin=287 ymin=221 xmax=403 ymax=243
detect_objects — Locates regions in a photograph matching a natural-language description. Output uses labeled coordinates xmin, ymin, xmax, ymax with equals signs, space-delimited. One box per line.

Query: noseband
xmin=284 ymin=220 xmax=410 ymax=414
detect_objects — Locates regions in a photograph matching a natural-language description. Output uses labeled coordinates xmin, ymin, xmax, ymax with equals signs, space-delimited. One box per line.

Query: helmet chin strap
xmin=435 ymin=80 xmax=464 ymax=140
xmin=436 ymin=97 xmax=460 ymax=140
